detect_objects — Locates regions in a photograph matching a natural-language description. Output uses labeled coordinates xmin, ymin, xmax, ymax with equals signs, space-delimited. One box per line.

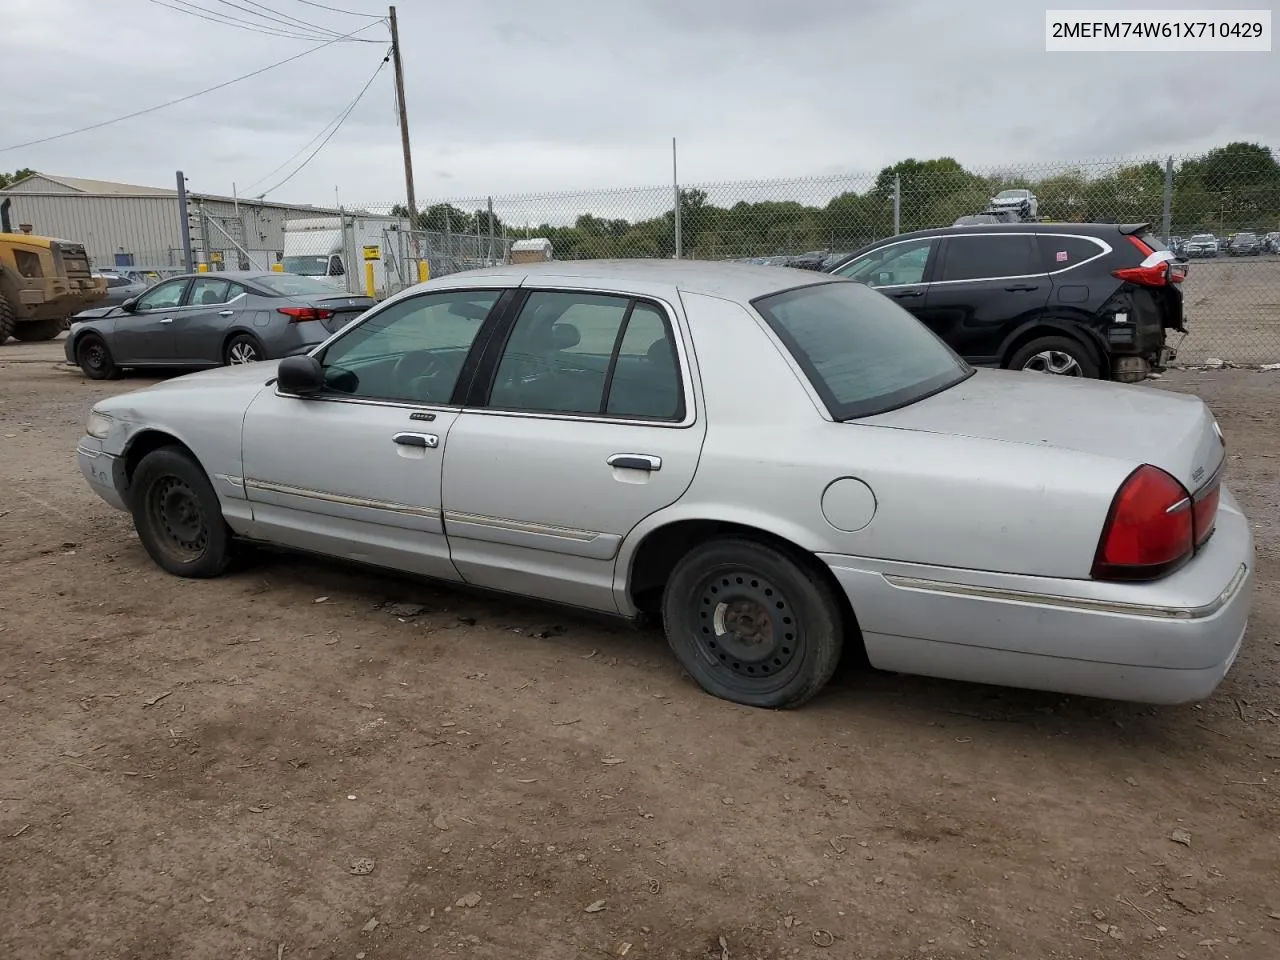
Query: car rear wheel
xmin=1009 ymin=336 xmax=1099 ymax=379
xmin=224 ymin=333 xmax=265 ymax=365
xmin=130 ymin=447 xmax=233 ymax=578
xmin=661 ymin=538 xmax=844 ymax=709
xmin=76 ymin=333 xmax=120 ymax=380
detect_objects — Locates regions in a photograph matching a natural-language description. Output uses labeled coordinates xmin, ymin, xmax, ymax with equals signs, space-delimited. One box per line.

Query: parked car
xmin=74 ymin=260 xmax=1251 ymax=710
xmin=94 ymin=272 xmax=148 ymax=307
xmin=1184 ymin=234 xmax=1219 ymax=258
xmin=65 ymin=271 xmax=376 ymax=380
xmin=988 ymin=188 xmax=1038 ymax=220
xmin=1227 ymin=232 xmax=1262 ymax=256
xmin=1264 ymin=231 xmax=1280 ymax=253
xmin=824 ymin=222 xmax=1186 ymax=382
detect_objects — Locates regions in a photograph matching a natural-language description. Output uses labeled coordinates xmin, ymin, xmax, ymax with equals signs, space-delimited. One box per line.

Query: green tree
xmin=0 ymin=168 xmax=35 ymax=190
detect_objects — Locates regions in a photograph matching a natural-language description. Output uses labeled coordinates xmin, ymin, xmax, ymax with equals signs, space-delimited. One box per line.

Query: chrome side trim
xmin=215 ymin=473 xmax=245 ymax=489
xmin=76 ymin=445 xmax=104 ymax=459
xmin=443 ymin=510 xmax=600 ymax=543
xmin=883 ymin=564 xmax=1248 ymax=621
xmin=244 ymin=478 xmax=441 ymax=519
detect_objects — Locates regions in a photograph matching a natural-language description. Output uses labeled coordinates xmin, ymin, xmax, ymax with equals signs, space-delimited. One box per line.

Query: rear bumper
xmin=820 ymin=486 xmax=1254 ymax=704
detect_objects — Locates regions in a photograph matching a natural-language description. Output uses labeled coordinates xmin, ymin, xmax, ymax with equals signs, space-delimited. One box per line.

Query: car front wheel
xmin=130 ymin=447 xmax=233 ymax=578
xmin=1009 ymin=335 xmax=1100 ymax=378
xmin=76 ymin=333 xmax=120 ymax=380
xmin=661 ymin=538 xmax=844 ymax=709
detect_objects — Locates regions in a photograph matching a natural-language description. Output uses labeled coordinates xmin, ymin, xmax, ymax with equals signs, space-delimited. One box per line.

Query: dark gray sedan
xmin=65 ymin=271 xmax=375 ymax=380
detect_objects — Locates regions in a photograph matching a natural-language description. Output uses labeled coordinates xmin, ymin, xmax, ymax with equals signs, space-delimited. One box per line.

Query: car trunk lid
xmin=861 ymin=369 xmax=1224 ymax=496
xmin=285 ymin=294 xmax=376 ymax=333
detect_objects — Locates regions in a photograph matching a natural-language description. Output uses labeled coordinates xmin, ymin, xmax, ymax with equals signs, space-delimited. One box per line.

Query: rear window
xmin=1037 ymin=235 xmax=1105 ymax=271
xmin=255 ymin=274 xmax=343 ymax=297
xmin=939 ymin=234 xmax=1038 ymax=281
xmin=752 ymin=281 xmax=971 ymax=421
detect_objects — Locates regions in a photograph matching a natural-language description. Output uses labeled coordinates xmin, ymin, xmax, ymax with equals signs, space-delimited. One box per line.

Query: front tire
xmin=224 ymin=333 xmax=265 ymax=365
xmin=661 ymin=538 xmax=844 ymax=709
xmin=11 ymin=318 xmax=67 ymax=342
xmin=76 ymin=333 xmax=120 ymax=380
xmin=1009 ymin=335 xmax=1100 ymax=379
xmin=130 ymin=447 xmax=233 ymax=578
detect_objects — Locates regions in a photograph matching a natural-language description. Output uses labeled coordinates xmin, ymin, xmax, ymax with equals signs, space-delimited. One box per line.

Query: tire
xmin=10 ymin=318 xmax=66 ymax=342
xmin=224 ymin=333 xmax=265 ymax=365
xmin=75 ymin=333 xmax=120 ymax=380
xmin=0 ymin=292 xmax=14 ymax=344
xmin=661 ymin=538 xmax=844 ymax=709
xmin=1008 ymin=335 xmax=1100 ymax=379
xmin=129 ymin=447 xmax=233 ymax=579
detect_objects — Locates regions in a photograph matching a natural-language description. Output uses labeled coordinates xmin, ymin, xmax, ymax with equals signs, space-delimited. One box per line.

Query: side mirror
xmin=121 ymin=297 xmax=138 ymax=312
xmin=277 ymin=354 xmax=325 ymax=395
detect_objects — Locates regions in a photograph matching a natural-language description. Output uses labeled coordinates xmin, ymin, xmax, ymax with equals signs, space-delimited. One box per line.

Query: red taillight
xmin=1192 ymin=478 xmax=1220 ymax=548
xmin=1092 ymin=465 xmax=1193 ymax=581
xmin=277 ymin=306 xmax=334 ymax=322
xmin=1112 ymin=263 xmax=1171 ymax=287
xmin=1127 ymin=234 xmax=1155 ymax=256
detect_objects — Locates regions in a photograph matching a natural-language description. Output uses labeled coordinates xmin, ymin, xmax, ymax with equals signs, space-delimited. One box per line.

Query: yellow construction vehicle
xmin=0 ymin=198 xmax=107 ymax=344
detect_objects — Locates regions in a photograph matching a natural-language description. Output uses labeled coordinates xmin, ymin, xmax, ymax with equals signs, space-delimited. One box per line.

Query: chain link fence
xmin=344 ymin=147 xmax=1280 ymax=365
xmin=6 ymin=148 xmax=1277 ymax=363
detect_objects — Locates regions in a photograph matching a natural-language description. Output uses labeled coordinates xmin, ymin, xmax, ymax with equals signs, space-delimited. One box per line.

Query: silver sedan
xmin=65 ymin=270 xmax=375 ymax=380
xmin=74 ymin=260 xmax=1253 ymax=709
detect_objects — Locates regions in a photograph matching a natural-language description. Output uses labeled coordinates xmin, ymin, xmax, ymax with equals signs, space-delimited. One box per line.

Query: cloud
xmin=0 ymin=0 xmax=1275 ymax=214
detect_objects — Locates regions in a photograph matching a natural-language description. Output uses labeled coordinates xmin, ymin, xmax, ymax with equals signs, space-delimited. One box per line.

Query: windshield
xmin=281 ymin=255 xmax=332 ymax=277
xmin=1191 ymin=235 xmax=1216 ymax=242
xmin=1236 ymin=233 xmax=1257 ymax=242
xmin=255 ymin=273 xmax=346 ymax=296
xmin=752 ymin=280 xmax=971 ymax=420
xmin=995 ymin=190 xmax=1026 ymax=199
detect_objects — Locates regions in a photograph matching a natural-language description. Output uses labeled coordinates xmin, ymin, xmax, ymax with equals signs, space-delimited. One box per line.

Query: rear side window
xmin=1037 ymin=235 xmax=1106 ymax=272
xmin=753 ymin=281 xmax=970 ymax=420
xmin=939 ymin=235 xmax=1038 ymax=281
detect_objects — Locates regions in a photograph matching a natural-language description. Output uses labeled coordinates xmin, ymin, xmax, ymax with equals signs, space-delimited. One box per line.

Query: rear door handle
xmin=607 ymin=453 xmax=662 ymax=471
xmin=1004 ymin=284 xmax=1040 ymax=292
xmin=889 ymin=289 xmax=924 ymax=299
xmin=393 ymin=432 xmax=439 ymax=448
xmin=160 ymin=317 xmax=174 ymax=324
xmin=218 ymin=309 xmax=234 ymax=317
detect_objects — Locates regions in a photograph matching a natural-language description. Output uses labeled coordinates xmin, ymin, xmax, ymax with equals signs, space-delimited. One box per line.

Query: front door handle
xmin=160 ymin=317 xmax=174 ymax=324
xmin=889 ymin=289 xmax=923 ymax=299
xmin=393 ymin=432 xmax=439 ymax=448
xmin=218 ymin=309 xmax=234 ymax=317
xmin=608 ymin=453 xmax=662 ymax=471
xmin=1004 ymin=284 xmax=1040 ymax=292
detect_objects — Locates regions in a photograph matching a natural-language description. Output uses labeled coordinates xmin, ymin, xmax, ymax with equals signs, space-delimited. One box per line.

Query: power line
xmin=147 ymin=0 xmax=338 ymax=41
xmin=287 ymin=0 xmax=384 ymax=17
xmin=209 ymin=0 xmax=344 ymax=39
xmin=240 ymin=48 xmax=390 ymax=194
xmin=238 ymin=0 xmax=351 ymax=36
xmin=0 ymin=21 xmax=384 ymax=153
xmin=255 ymin=52 xmax=391 ymax=198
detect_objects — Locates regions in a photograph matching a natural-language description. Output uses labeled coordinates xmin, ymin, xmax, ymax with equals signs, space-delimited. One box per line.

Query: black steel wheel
xmin=76 ymin=333 xmax=120 ymax=380
xmin=661 ymin=538 xmax=844 ymax=708
xmin=130 ymin=447 xmax=233 ymax=578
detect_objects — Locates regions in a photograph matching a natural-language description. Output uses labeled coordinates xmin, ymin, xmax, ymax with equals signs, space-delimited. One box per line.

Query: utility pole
xmin=175 ymin=170 xmax=194 ymax=272
xmin=672 ymin=137 xmax=682 ymax=260
xmin=389 ymin=6 xmax=417 ymax=225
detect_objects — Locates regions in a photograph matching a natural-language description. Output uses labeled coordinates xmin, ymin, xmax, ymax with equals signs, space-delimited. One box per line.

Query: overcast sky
xmin=1 ymin=0 xmax=1277 ymax=210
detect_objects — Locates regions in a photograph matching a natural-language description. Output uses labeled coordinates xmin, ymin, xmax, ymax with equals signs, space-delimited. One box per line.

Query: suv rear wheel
xmin=1008 ymin=335 xmax=1099 ymax=378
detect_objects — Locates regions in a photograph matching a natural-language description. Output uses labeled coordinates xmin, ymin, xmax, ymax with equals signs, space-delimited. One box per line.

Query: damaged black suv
xmin=824 ymin=222 xmax=1185 ymax=381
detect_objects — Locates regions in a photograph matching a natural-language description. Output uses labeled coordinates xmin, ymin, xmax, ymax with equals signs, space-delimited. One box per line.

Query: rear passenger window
xmin=940 ymin=235 xmax=1038 ymax=282
xmin=488 ymin=293 xmax=683 ymax=420
xmin=1038 ymin=235 xmax=1105 ymax=272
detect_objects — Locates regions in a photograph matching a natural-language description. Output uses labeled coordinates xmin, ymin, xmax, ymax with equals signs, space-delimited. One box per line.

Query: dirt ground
xmin=1176 ymin=255 xmax=1280 ymax=365
xmin=2 ymin=341 xmax=1279 ymax=960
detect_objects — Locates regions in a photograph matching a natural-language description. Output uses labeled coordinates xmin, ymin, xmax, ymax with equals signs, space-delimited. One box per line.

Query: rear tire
xmin=10 ymin=318 xmax=66 ymax=342
xmin=76 ymin=333 xmax=120 ymax=380
xmin=1008 ymin=335 xmax=1100 ymax=379
xmin=0 ymin=293 xmax=14 ymax=344
xmin=661 ymin=538 xmax=844 ymax=709
xmin=130 ymin=447 xmax=233 ymax=578
xmin=224 ymin=333 xmax=265 ymax=365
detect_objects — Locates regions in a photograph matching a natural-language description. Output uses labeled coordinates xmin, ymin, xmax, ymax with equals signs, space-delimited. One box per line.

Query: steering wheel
xmin=392 ymin=352 xmax=445 ymax=402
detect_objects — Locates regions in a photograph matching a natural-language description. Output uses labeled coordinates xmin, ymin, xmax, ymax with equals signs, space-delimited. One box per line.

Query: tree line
xmin=396 ymin=142 xmax=1280 ymax=260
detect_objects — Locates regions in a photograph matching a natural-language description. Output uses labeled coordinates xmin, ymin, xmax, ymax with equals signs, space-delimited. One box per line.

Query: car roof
xmin=159 ymin=270 xmax=285 ymax=282
xmin=440 ymin=258 xmax=831 ymax=300
xmin=863 ymin=222 xmax=1149 ymax=243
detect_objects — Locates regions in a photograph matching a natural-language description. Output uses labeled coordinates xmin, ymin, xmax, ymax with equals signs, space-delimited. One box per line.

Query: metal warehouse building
xmin=0 ymin=172 xmax=341 ymax=273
